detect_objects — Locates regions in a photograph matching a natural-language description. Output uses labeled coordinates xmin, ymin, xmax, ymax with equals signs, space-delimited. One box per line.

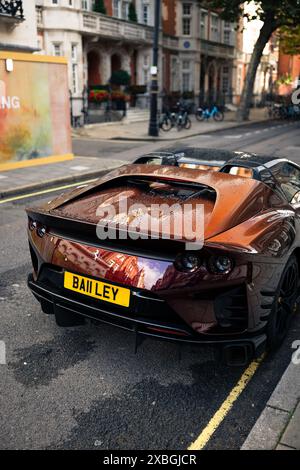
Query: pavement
xmin=242 ymin=358 xmax=300 ymax=450
xmin=0 ymin=108 xmax=269 ymax=201
xmin=72 ymin=108 xmax=268 ymax=141
xmin=0 ymin=141 xmax=172 ymax=200
xmin=1 ymin=118 xmax=300 ymax=449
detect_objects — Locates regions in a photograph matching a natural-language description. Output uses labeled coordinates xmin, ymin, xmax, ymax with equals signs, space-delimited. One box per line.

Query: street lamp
xmin=148 ymin=0 xmax=160 ymax=137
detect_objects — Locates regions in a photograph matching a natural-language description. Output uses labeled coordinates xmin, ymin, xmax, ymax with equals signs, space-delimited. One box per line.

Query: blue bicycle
xmin=195 ymin=105 xmax=224 ymax=122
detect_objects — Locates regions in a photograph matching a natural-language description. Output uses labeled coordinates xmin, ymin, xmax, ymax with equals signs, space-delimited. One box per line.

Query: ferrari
xmin=26 ymin=148 xmax=300 ymax=365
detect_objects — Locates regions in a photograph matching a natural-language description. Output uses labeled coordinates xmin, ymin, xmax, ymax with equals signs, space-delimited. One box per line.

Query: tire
xmin=213 ymin=111 xmax=224 ymax=122
xmin=184 ymin=117 xmax=192 ymax=129
xmin=161 ymin=118 xmax=172 ymax=132
xmin=266 ymin=254 xmax=299 ymax=350
xmin=195 ymin=109 xmax=205 ymax=121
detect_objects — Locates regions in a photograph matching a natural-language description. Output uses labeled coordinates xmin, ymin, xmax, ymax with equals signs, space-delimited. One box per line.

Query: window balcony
xmin=0 ymin=0 xmax=24 ymax=24
xmin=163 ymin=34 xmax=179 ymax=50
xmin=81 ymin=11 xmax=153 ymax=44
xmin=201 ymin=39 xmax=235 ymax=59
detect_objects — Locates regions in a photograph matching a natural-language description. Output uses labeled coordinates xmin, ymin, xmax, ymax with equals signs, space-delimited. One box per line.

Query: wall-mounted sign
xmin=0 ymin=52 xmax=72 ymax=171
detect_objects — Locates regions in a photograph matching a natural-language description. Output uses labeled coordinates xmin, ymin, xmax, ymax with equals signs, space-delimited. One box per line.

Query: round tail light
xmin=37 ymin=226 xmax=46 ymax=238
xmin=174 ymin=252 xmax=201 ymax=272
xmin=208 ymin=255 xmax=233 ymax=274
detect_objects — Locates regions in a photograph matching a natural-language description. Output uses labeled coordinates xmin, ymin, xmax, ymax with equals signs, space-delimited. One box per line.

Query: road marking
xmin=70 ymin=165 xmax=90 ymax=171
xmin=224 ymin=135 xmax=242 ymax=139
xmin=0 ymin=175 xmax=8 ymax=180
xmin=187 ymin=354 xmax=265 ymax=450
xmin=254 ymin=130 xmax=261 ymax=134
xmin=0 ymin=178 xmax=98 ymax=205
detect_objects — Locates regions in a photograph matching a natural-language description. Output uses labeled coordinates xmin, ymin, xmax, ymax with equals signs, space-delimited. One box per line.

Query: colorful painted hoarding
xmin=0 ymin=52 xmax=73 ymax=171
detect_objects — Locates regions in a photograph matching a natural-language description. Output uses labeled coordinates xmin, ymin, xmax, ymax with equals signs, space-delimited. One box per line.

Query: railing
xmin=81 ymin=12 xmax=153 ymax=43
xmin=201 ymin=39 xmax=234 ymax=58
xmin=163 ymin=35 xmax=179 ymax=49
xmin=0 ymin=0 xmax=24 ymax=19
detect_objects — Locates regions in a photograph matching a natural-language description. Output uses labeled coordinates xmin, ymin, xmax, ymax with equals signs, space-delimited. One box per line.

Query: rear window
xmin=179 ymin=163 xmax=220 ymax=171
xmin=227 ymin=166 xmax=253 ymax=178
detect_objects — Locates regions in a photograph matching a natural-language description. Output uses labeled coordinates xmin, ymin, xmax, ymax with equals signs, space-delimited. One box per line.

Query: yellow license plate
xmin=64 ymin=272 xmax=130 ymax=308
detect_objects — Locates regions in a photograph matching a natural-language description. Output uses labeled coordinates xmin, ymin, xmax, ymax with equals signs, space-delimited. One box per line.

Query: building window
xmin=81 ymin=0 xmax=89 ymax=10
xmin=182 ymin=3 xmax=191 ymax=15
xmin=52 ymin=43 xmax=62 ymax=57
xmin=200 ymin=10 xmax=208 ymax=39
xmin=52 ymin=0 xmax=58 ymax=4
xmin=113 ymin=0 xmax=120 ymax=17
xmin=223 ymin=21 xmax=231 ymax=45
xmin=182 ymin=3 xmax=191 ymax=36
xmin=171 ymin=57 xmax=177 ymax=91
xmin=36 ymin=6 xmax=43 ymax=24
xmin=142 ymin=54 xmax=149 ymax=86
xmin=121 ymin=1 xmax=129 ymax=19
xmin=69 ymin=0 xmax=73 ymax=5
xmin=182 ymin=60 xmax=191 ymax=91
xmin=143 ymin=69 xmax=149 ymax=86
xmin=72 ymin=64 xmax=78 ymax=94
xmin=71 ymin=43 xmax=78 ymax=62
xmin=142 ymin=3 xmax=149 ymax=24
xmin=210 ymin=13 xmax=220 ymax=42
xmin=222 ymin=66 xmax=229 ymax=94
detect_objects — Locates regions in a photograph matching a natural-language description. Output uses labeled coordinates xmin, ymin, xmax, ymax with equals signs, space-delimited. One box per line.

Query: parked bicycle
xmin=267 ymin=102 xmax=300 ymax=121
xmin=159 ymin=101 xmax=192 ymax=132
xmin=195 ymin=104 xmax=224 ymax=122
xmin=177 ymin=102 xmax=192 ymax=131
xmin=159 ymin=110 xmax=177 ymax=131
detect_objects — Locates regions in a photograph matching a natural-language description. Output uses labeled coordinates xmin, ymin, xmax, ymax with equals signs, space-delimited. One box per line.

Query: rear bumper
xmin=27 ymin=273 xmax=266 ymax=363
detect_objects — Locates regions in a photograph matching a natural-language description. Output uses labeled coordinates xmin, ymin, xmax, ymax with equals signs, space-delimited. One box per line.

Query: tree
xmin=209 ymin=0 xmax=300 ymax=121
xmin=93 ymin=0 xmax=106 ymax=14
xmin=128 ymin=2 xmax=138 ymax=22
xmin=280 ymin=25 xmax=300 ymax=55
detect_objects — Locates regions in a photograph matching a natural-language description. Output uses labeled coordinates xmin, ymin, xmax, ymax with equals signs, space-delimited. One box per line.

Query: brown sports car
xmin=26 ymin=149 xmax=300 ymax=365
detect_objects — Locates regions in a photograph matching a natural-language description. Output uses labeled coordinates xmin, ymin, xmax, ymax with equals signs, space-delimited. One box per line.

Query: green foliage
xmin=209 ymin=0 xmax=300 ymax=27
xmin=128 ymin=2 xmax=138 ymax=22
xmin=110 ymin=70 xmax=131 ymax=86
xmin=276 ymin=73 xmax=293 ymax=85
xmin=280 ymin=25 xmax=300 ymax=55
xmin=93 ymin=0 xmax=106 ymax=15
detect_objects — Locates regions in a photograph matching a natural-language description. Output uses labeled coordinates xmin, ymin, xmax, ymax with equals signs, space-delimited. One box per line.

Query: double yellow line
xmin=188 ymin=354 xmax=265 ymax=450
xmin=0 ymin=178 xmax=97 ymax=205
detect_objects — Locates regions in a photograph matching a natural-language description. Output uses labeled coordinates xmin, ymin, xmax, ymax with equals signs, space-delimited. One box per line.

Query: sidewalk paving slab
xmin=242 ymin=361 xmax=300 ymax=450
xmin=73 ymin=108 xmax=268 ymax=142
xmin=280 ymin=401 xmax=300 ymax=450
xmin=242 ymin=406 xmax=291 ymax=450
xmin=0 ymin=157 xmax=123 ymax=199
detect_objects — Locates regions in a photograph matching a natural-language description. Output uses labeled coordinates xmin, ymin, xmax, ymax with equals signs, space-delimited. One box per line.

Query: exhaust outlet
xmin=222 ymin=344 xmax=253 ymax=367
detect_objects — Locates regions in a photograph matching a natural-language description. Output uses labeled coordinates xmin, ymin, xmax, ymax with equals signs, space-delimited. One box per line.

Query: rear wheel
xmin=195 ymin=108 xmax=205 ymax=121
xmin=161 ymin=117 xmax=172 ymax=131
xmin=266 ymin=255 xmax=299 ymax=350
xmin=184 ymin=117 xmax=192 ymax=129
xmin=213 ymin=111 xmax=224 ymax=121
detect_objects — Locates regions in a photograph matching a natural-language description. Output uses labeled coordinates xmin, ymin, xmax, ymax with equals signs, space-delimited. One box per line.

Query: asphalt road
xmin=1 ymin=119 xmax=300 ymax=450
